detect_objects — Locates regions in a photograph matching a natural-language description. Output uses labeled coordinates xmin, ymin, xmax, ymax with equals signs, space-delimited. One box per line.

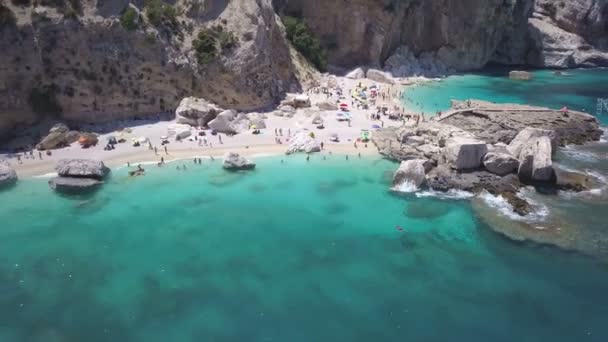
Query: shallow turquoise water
xmin=1 ymin=156 xmax=608 ymax=341
xmin=403 ymin=68 xmax=608 ymax=124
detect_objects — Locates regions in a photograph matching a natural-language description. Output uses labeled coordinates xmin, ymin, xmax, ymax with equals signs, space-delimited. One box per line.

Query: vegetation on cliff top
xmin=145 ymin=0 xmax=178 ymax=31
xmin=120 ymin=6 xmax=139 ymax=31
xmin=282 ymin=16 xmax=327 ymax=72
xmin=193 ymin=25 xmax=237 ymax=65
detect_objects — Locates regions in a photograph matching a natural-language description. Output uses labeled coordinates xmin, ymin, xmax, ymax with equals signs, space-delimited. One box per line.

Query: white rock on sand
xmin=286 ymin=131 xmax=321 ymax=154
xmin=175 ymin=97 xmax=223 ymax=126
xmin=346 ymin=67 xmax=365 ymax=79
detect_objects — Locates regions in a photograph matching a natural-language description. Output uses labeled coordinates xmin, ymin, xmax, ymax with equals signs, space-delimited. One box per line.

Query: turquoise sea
xmin=2 ymin=68 xmax=608 ymax=341
xmin=1 ymin=155 xmax=608 ymax=341
xmin=403 ymin=67 xmax=608 ymax=124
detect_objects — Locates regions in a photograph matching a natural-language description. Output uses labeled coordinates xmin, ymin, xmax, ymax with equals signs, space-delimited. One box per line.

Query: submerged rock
xmin=48 ymin=177 xmax=104 ymax=193
xmin=55 ymin=159 xmax=110 ymax=180
xmin=0 ymin=164 xmax=17 ymax=187
xmin=509 ymin=70 xmax=533 ymax=80
xmin=222 ymin=152 xmax=255 ymax=171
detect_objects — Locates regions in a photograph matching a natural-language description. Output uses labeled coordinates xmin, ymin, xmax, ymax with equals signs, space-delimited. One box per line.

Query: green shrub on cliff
xmin=120 ymin=6 xmax=139 ymax=31
xmin=145 ymin=0 xmax=177 ymax=30
xmin=193 ymin=25 xmax=237 ymax=65
xmin=282 ymin=16 xmax=327 ymax=71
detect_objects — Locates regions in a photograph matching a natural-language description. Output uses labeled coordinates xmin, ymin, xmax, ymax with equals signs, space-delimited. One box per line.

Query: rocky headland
xmin=374 ymin=100 xmax=603 ymax=215
xmin=48 ymin=159 xmax=110 ymax=193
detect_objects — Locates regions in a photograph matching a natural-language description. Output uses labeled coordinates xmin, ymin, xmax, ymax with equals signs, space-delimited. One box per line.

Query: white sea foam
xmin=33 ymin=172 xmax=58 ymax=178
xmin=478 ymin=189 xmax=549 ymax=223
xmin=390 ymin=180 xmax=419 ymax=193
xmin=416 ymin=189 xmax=474 ymax=200
xmin=561 ymin=147 xmax=599 ymax=163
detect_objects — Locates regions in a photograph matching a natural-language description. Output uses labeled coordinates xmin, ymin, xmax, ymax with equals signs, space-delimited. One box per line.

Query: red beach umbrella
xmin=340 ymin=103 xmax=348 ymax=108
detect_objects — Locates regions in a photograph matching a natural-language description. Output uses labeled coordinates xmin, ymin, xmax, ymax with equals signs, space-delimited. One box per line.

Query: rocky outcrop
xmin=0 ymin=0 xmax=306 ymax=142
xmin=517 ymin=136 xmax=554 ymax=182
xmin=222 ymin=152 xmax=255 ymax=171
xmin=274 ymin=0 xmax=608 ymax=74
xmin=366 ymin=69 xmax=395 ymax=84
xmin=286 ymin=131 xmax=321 ymax=154
xmin=442 ymin=100 xmax=602 ymax=146
xmin=444 ymin=137 xmax=488 ymax=170
xmin=483 ymin=152 xmax=519 ymax=176
xmin=36 ymin=124 xmax=80 ymax=150
xmin=167 ymin=124 xmax=192 ymax=141
xmin=392 ymin=159 xmax=432 ymax=191
xmin=175 ymin=97 xmax=223 ymax=127
xmin=0 ymin=164 xmax=18 ymax=187
xmin=345 ymin=67 xmax=365 ymax=79
xmin=56 ymin=159 xmax=109 ymax=179
xmin=373 ymin=101 xmax=601 ymax=216
xmin=208 ymin=110 xmax=238 ymax=134
xmin=50 ymin=158 xmax=110 ymax=193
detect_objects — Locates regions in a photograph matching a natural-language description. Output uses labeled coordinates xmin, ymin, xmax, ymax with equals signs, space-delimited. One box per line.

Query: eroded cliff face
xmin=1 ymin=0 xmax=607 ymax=141
xmin=0 ymin=0 xmax=307 ymax=141
xmin=275 ymin=0 xmax=608 ymax=74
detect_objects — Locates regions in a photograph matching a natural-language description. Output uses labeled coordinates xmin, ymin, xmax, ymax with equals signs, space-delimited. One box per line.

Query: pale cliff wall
xmin=275 ymin=0 xmax=608 ymax=74
xmin=0 ymin=0 xmax=306 ymax=141
xmin=1 ymin=0 xmax=607 ymax=142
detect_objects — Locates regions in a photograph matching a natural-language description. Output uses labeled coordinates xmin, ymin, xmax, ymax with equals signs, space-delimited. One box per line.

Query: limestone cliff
xmin=0 ymin=0 xmax=309 ymax=141
xmin=275 ymin=0 xmax=608 ymax=75
xmin=1 ymin=0 xmax=607 ymax=142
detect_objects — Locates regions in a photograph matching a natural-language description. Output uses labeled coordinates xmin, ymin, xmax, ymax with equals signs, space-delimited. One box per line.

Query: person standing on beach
xmin=218 ymin=134 xmax=223 ymax=144
xmin=154 ymin=146 xmax=158 ymax=155
xmin=38 ymin=151 xmax=42 ymax=160
xmin=164 ymin=146 xmax=168 ymax=155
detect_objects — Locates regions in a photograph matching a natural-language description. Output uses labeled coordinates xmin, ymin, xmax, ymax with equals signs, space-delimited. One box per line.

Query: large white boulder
xmin=366 ymin=69 xmax=396 ymax=84
xmin=175 ymin=97 xmax=222 ymax=126
xmin=483 ymin=152 xmax=519 ymax=176
xmin=222 ymin=152 xmax=255 ymax=171
xmin=167 ymin=123 xmax=192 ymax=140
xmin=0 ymin=164 xmax=17 ymax=187
xmin=55 ymin=159 xmax=109 ymax=179
xmin=517 ymin=136 xmax=554 ymax=182
xmin=508 ymin=127 xmax=555 ymax=157
xmin=286 ymin=131 xmax=321 ymax=154
xmin=444 ymin=137 xmax=488 ymax=170
xmin=392 ymin=159 xmax=432 ymax=191
xmin=208 ymin=110 xmax=238 ymax=134
xmin=294 ymin=95 xmax=311 ymax=108
xmin=346 ymin=67 xmax=365 ymax=79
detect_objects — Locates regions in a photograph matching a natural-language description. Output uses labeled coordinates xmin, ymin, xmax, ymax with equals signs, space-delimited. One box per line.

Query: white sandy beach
xmin=2 ymin=76 xmax=423 ymax=178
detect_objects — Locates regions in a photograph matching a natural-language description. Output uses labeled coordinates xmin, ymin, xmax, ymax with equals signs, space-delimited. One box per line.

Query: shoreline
xmin=8 ymin=142 xmax=380 ymax=178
